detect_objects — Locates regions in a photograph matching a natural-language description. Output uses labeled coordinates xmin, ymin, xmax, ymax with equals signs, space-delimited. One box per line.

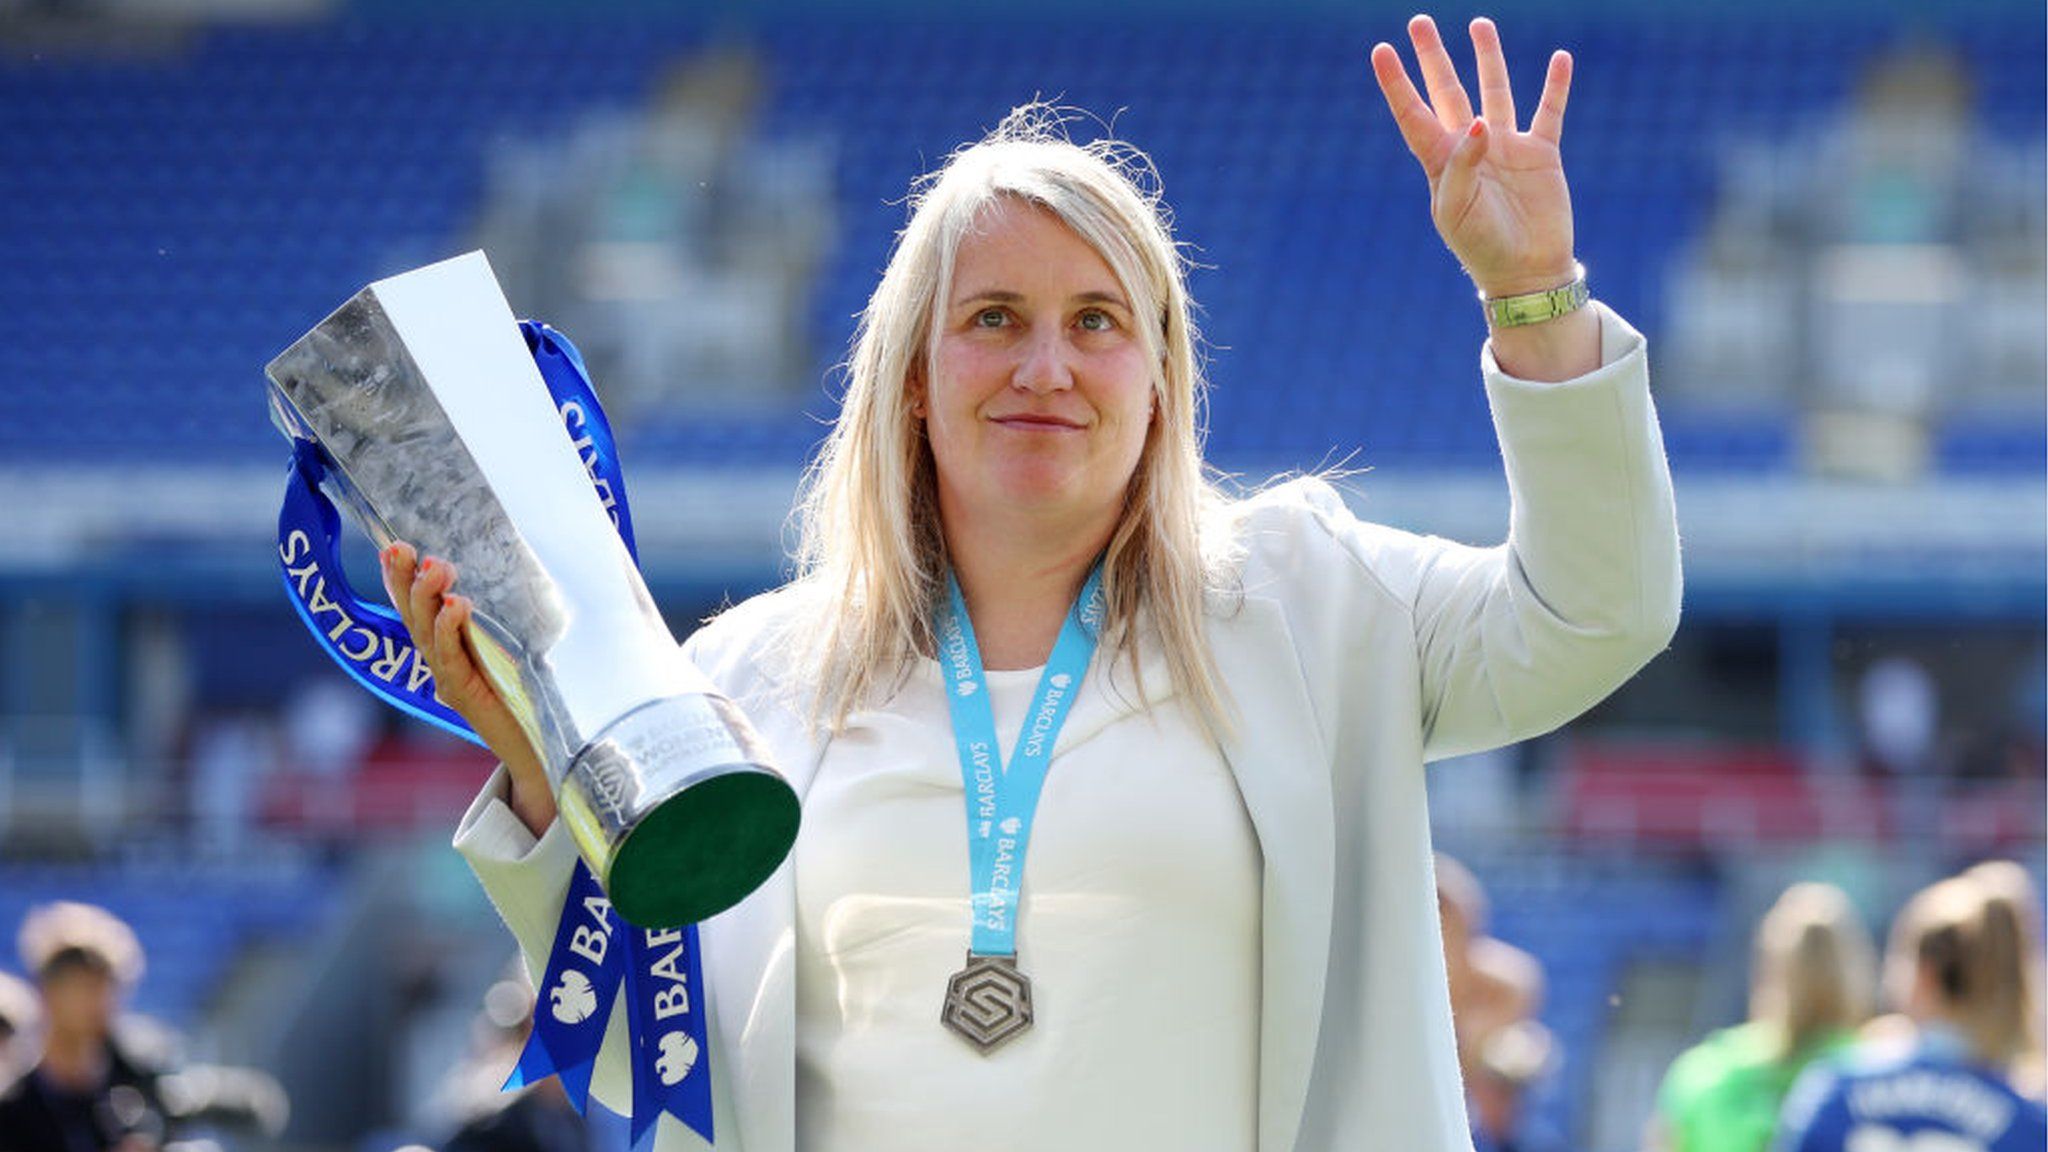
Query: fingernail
xmin=1469 ymin=119 xmax=1484 ymax=138
xmin=420 ymin=557 xmax=434 ymax=573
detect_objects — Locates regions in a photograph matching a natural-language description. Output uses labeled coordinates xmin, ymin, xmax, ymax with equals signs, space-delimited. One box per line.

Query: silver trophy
xmin=265 ymin=250 xmax=799 ymax=928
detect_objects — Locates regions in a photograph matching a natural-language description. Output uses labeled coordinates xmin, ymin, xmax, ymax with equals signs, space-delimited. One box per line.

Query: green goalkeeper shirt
xmin=1655 ymin=1022 xmax=1854 ymax=1152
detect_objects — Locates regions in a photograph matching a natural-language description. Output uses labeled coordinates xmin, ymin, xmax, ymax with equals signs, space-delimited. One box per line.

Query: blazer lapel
xmin=1210 ymin=596 xmax=1335 ymax=1152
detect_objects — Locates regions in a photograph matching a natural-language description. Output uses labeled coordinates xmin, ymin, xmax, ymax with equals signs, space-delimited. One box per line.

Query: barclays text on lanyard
xmin=273 ymin=321 xmax=713 ymax=1148
xmin=936 ymin=566 xmax=1103 ymax=1054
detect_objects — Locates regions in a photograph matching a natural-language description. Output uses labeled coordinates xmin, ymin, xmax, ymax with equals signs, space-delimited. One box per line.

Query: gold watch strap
xmin=1481 ymin=264 xmax=1589 ymax=328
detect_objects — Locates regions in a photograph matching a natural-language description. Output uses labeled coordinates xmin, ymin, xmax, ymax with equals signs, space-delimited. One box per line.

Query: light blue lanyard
xmin=937 ymin=567 xmax=1104 ymax=957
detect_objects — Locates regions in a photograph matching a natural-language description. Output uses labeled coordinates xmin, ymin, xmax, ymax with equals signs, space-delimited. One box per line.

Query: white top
xmin=792 ymin=645 xmax=1262 ymax=1152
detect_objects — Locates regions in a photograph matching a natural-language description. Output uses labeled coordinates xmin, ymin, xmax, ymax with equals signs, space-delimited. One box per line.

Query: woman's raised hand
xmin=380 ymin=542 xmax=557 ymax=834
xmin=1371 ymin=16 xmax=1577 ymax=299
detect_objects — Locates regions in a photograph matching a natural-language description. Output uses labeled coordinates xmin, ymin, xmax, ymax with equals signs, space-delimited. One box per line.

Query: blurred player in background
xmin=1958 ymin=860 xmax=2045 ymax=1098
xmin=1775 ymin=870 xmax=2047 ymax=1151
xmin=0 ymin=902 xmax=170 ymax=1152
xmin=1647 ymin=882 xmax=1876 ymax=1152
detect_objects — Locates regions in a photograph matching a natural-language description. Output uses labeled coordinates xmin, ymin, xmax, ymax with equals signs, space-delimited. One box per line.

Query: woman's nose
xmin=1012 ymin=327 xmax=1076 ymax=393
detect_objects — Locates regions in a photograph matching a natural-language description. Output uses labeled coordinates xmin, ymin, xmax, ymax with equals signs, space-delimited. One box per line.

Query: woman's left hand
xmin=1371 ymin=16 xmax=1576 ymax=299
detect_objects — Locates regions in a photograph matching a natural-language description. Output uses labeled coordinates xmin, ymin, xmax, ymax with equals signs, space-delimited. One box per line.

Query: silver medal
xmin=941 ymin=951 xmax=1033 ymax=1054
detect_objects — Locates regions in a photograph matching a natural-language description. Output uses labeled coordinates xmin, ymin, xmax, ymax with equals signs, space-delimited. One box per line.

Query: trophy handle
xmin=277 ymin=438 xmax=487 ymax=744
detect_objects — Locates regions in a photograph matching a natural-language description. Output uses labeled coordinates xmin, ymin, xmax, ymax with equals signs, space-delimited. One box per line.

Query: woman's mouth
xmin=991 ymin=414 xmax=1084 ymax=430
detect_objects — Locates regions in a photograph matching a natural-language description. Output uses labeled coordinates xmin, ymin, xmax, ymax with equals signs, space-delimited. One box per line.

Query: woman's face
xmin=920 ymin=197 xmax=1154 ymax=534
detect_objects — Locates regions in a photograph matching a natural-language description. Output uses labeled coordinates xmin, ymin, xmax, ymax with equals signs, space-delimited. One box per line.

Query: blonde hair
xmin=1892 ymin=873 xmax=2037 ymax=1069
xmin=1749 ymin=882 xmax=1877 ymax=1061
xmin=785 ymin=103 xmax=1238 ymax=733
xmin=1962 ymin=860 xmax=2046 ymax=1093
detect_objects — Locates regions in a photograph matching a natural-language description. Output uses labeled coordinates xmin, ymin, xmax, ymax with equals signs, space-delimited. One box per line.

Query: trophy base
xmin=609 ymin=767 xmax=801 ymax=928
xmin=559 ymin=695 xmax=801 ymax=929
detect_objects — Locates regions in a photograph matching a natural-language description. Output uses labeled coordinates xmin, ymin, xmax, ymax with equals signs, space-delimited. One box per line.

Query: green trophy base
xmin=606 ymin=769 xmax=801 ymax=929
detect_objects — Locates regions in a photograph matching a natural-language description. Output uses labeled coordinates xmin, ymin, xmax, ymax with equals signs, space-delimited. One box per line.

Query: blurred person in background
xmin=1957 ymin=860 xmax=2043 ymax=1099
xmin=1647 ymin=882 xmax=1876 ymax=1152
xmin=1775 ymin=872 xmax=2047 ymax=1151
xmin=1437 ymin=857 xmax=1560 ymax=1152
xmin=1437 ymin=855 xmax=1546 ymax=1074
xmin=0 ymin=970 xmax=40 ymax=1087
xmin=435 ymin=962 xmax=598 ymax=1152
xmin=0 ymin=902 xmax=170 ymax=1152
xmin=1466 ymin=1019 xmax=1559 ymax=1152
xmin=0 ymin=904 xmax=288 ymax=1152
xmin=1853 ymin=862 xmax=2047 ymax=1100
xmin=389 ymin=12 xmax=1682 ymax=1149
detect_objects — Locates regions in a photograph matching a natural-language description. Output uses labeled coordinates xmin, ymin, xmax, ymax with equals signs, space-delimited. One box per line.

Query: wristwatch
xmin=1480 ymin=264 xmax=1589 ymax=328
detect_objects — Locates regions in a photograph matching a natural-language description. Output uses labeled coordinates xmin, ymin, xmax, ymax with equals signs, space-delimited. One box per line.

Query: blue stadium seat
xmin=0 ymin=11 xmax=2039 ymax=474
xmin=0 ymin=863 xmax=339 ymax=1029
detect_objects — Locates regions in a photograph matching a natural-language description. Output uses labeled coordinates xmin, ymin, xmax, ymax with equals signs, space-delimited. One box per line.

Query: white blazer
xmin=456 ymin=302 xmax=1681 ymax=1152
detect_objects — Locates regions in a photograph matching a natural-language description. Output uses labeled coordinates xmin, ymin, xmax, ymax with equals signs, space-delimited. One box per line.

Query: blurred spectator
xmin=1437 ymin=855 xmax=1558 ymax=1152
xmin=1647 ymin=882 xmax=1875 ymax=1152
xmin=1820 ymin=41 xmax=1972 ymax=247
xmin=187 ymin=711 xmax=279 ymax=857
xmin=1467 ymin=1018 xmax=1560 ymax=1152
xmin=1778 ymin=872 xmax=2047 ymax=1149
xmin=1856 ymin=657 xmax=1941 ymax=779
xmin=1854 ymin=656 xmax=1946 ymax=845
xmin=435 ymin=962 xmax=597 ymax=1152
xmin=1438 ymin=856 xmax=1543 ymax=1062
xmin=0 ymin=971 xmax=40 ymax=1086
xmin=280 ymin=676 xmax=377 ymax=779
xmin=472 ymin=43 xmax=834 ymax=422
xmin=1662 ymin=32 xmax=2043 ymax=472
xmin=0 ymin=902 xmax=170 ymax=1151
xmin=1996 ymin=650 xmax=2048 ymax=786
xmin=0 ymin=903 xmax=288 ymax=1152
xmin=280 ymin=676 xmax=377 ymax=842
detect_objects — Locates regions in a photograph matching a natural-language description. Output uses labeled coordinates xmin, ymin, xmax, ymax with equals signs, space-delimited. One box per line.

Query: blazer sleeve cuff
xmin=453 ymin=764 xmax=581 ymax=957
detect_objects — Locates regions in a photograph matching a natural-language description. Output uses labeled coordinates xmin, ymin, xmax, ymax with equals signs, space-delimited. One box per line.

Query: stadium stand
xmin=0 ymin=12 xmax=2040 ymax=471
xmin=0 ymin=861 xmax=337 ymax=1031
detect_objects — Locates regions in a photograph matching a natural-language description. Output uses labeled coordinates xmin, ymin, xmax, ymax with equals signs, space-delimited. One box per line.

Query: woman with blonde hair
xmin=1961 ymin=860 xmax=2046 ymax=1099
xmin=1777 ymin=873 xmax=2048 ymax=1151
xmin=1647 ymin=883 xmax=1876 ymax=1152
xmin=388 ymin=13 xmax=1680 ymax=1151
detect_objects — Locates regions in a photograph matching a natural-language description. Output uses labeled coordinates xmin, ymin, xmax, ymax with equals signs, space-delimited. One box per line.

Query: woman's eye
xmin=974 ymin=308 xmax=1007 ymax=328
xmin=1077 ymin=308 xmax=1116 ymax=332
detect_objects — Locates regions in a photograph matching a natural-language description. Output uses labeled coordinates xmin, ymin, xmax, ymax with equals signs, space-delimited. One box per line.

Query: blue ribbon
xmin=273 ymin=319 xmax=713 ymax=1144
xmin=507 ymin=859 xmax=623 ymax=1108
xmin=276 ymin=438 xmax=480 ymax=744
xmin=624 ymin=923 xmax=714 ymax=1150
xmin=936 ymin=568 xmax=1104 ymax=958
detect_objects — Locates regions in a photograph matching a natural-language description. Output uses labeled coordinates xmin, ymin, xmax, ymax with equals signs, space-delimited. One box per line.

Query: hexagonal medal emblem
xmin=941 ymin=952 xmax=1034 ymax=1054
